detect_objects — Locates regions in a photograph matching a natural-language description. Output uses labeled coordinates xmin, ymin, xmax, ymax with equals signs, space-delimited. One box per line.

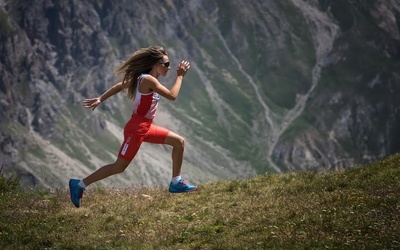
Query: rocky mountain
xmin=1 ymin=0 xmax=400 ymax=189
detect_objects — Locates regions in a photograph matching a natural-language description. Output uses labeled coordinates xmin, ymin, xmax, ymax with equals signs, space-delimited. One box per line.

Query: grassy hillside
xmin=1 ymin=154 xmax=400 ymax=249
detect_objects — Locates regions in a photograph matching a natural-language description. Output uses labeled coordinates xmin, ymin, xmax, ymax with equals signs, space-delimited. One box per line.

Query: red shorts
xmin=118 ymin=115 xmax=170 ymax=162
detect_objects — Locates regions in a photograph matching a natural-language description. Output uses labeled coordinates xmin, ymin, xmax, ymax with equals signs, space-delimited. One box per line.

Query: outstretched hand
xmin=177 ymin=60 xmax=190 ymax=77
xmin=83 ymin=97 xmax=101 ymax=111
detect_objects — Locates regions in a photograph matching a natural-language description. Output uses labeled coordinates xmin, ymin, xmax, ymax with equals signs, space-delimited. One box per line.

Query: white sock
xmin=78 ymin=180 xmax=87 ymax=189
xmin=171 ymin=176 xmax=182 ymax=184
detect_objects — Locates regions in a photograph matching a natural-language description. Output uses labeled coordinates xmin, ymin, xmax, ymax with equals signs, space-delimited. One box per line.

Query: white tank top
xmin=132 ymin=74 xmax=160 ymax=119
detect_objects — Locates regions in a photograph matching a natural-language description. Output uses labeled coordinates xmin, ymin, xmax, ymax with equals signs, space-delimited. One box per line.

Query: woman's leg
xmin=144 ymin=124 xmax=184 ymax=177
xmin=144 ymin=124 xmax=196 ymax=192
xmin=82 ymin=117 xmax=149 ymax=186
xmin=83 ymin=157 xmax=130 ymax=186
xmin=69 ymin=157 xmax=130 ymax=207
xmin=163 ymin=132 xmax=185 ymax=177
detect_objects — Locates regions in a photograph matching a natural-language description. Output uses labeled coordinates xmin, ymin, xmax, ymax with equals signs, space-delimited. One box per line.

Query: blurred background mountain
xmin=1 ymin=0 xmax=400 ymax=188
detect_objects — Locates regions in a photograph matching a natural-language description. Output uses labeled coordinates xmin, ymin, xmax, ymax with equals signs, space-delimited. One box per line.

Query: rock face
xmin=1 ymin=0 xmax=400 ymax=188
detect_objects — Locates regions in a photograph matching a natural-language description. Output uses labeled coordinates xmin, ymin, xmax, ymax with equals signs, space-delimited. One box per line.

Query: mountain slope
xmin=272 ymin=0 xmax=400 ymax=171
xmin=1 ymin=0 xmax=400 ymax=188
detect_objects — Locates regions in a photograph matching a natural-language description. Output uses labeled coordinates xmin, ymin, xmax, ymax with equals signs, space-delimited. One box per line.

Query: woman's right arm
xmin=83 ymin=81 xmax=124 ymax=110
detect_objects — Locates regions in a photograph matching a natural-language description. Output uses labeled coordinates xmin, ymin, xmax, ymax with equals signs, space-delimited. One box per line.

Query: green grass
xmin=0 ymin=166 xmax=20 ymax=193
xmin=1 ymin=154 xmax=400 ymax=249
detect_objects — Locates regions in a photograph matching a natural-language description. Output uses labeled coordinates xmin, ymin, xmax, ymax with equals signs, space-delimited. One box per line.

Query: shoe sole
xmin=169 ymin=187 xmax=198 ymax=193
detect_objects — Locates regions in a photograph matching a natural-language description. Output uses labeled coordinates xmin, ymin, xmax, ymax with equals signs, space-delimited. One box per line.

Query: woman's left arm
xmin=146 ymin=60 xmax=190 ymax=101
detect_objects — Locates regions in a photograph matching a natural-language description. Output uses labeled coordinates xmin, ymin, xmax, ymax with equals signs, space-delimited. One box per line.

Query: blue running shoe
xmin=69 ymin=179 xmax=85 ymax=208
xmin=169 ymin=179 xmax=198 ymax=193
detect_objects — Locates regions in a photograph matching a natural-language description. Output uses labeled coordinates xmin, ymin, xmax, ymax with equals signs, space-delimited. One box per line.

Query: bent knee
xmin=179 ymin=136 xmax=185 ymax=147
xmin=114 ymin=165 xmax=126 ymax=174
xmin=165 ymin=133 xmax=185 ymax=148
xmin=173 ymin=136 xmax=185 ymax=149
xmin=114 ymin=159 xmax=130 ymax=173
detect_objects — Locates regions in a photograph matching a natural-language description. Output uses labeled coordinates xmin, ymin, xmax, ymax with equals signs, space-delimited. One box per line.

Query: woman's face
xmin=157 ymin=55 xmax=171 ymax=77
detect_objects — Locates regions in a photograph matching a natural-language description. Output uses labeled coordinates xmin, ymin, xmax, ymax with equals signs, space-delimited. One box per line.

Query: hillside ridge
xmin=1 ymin=154 xmax=399 ymax=249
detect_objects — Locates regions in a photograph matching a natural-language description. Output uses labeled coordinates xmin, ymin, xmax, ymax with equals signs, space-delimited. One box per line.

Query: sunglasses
xmin=159 ymin=61 xmax=170 ymax=67
xmin=159 ymin=62 xmax=169 ymax=68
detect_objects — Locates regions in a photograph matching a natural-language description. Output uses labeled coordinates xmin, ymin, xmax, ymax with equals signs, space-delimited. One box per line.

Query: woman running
xmin=69 ymin=45 xmax=197 ymax=208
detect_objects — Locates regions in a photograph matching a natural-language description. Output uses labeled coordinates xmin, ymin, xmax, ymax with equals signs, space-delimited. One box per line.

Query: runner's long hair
xmin=115 ymin=45 xmax=167 ymax=99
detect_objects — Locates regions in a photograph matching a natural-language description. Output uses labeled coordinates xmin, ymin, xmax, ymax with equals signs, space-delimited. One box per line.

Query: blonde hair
xmin=115 ymin=45 xmax=167 ymax=99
